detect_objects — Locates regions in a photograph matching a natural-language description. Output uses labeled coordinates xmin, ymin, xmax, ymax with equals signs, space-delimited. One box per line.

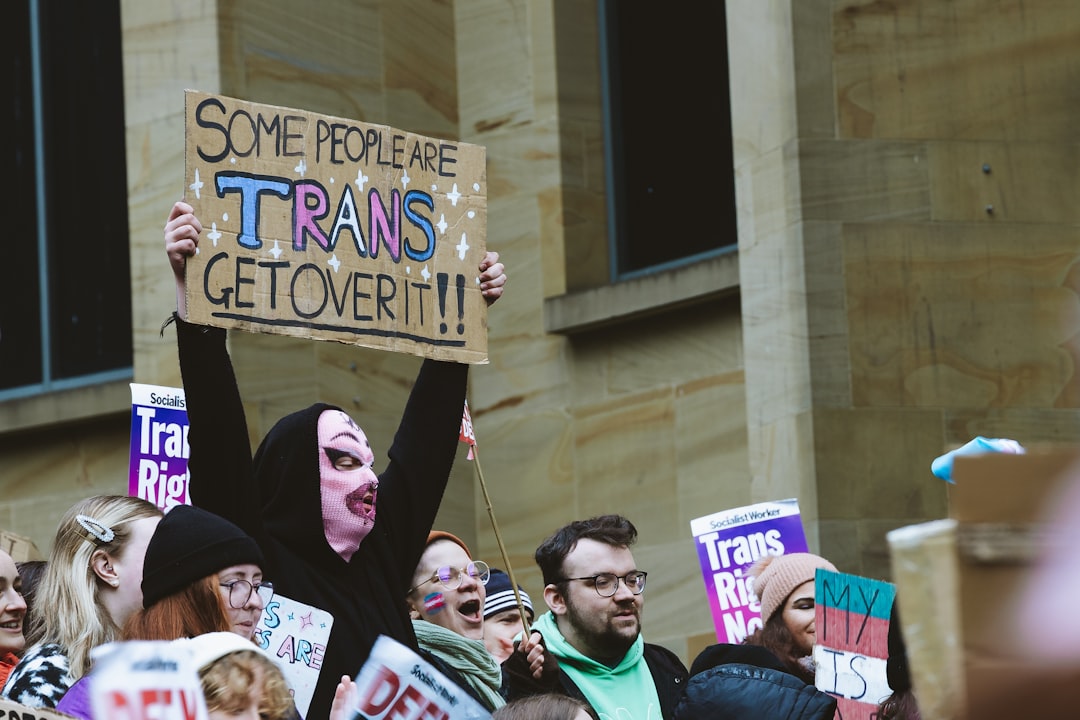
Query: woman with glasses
xmin=406 ymin=531 xmax=505 ymax=712
xmin=56 ymin=504 xmax=296 ymax=720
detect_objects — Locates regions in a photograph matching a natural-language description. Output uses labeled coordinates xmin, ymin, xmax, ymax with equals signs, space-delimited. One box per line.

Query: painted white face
xmin=0 ymin=550 xmax=26 ymax=656
xmin=217 ymin=564 xmax=267 ymax=641
xmin=318 ymin=410 xmax=378 ymax=561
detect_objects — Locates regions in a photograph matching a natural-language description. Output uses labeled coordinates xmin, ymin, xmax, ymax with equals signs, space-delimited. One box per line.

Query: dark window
xmin=1 ymin=0 xmax=131 ymax=397
xmin=601 ymin=1 xmax=737 ymax=280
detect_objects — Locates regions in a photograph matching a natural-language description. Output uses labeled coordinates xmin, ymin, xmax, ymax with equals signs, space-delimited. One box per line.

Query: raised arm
xmin=165 ymin=200 xmax=261 ymax=534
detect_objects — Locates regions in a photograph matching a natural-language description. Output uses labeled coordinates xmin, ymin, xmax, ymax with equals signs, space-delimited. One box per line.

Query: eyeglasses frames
xmin=558 ymin=571 xmax=647 ymax=597
xmin=219 ymin=579 xmax=274 ymax=609
xmin=409 ymin=560 xmax=491 ymax=594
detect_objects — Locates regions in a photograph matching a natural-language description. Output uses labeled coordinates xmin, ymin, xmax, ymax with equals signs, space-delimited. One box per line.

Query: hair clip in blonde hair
xmin=75 ymin=514 xmax=116 ymax=545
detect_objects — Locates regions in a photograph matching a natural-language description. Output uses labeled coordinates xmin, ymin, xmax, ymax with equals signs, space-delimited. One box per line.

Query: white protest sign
xmin=352 ymin=635 xmax=491 ymax=720
xmin=255 ymin=591 xmax=334 ymax=718
xmin=90 ymin=640 xmax=208 ymax=720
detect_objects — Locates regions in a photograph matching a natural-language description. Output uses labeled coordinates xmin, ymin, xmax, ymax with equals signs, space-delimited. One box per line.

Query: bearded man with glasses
xmin=504 ymin=514 xmax=688 ymax=720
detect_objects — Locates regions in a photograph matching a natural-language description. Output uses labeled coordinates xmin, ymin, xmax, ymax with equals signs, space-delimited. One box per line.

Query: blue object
xmin=931 ymin=436 xmax=1025 ymax=483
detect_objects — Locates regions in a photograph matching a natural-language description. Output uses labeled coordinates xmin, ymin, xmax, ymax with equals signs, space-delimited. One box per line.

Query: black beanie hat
xmin=141 ymin=504 xmax=265 ymax=608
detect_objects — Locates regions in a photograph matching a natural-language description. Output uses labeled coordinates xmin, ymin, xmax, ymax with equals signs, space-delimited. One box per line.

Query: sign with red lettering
xmin=350 ymin=635 xmax=490 ymax=720
xmin=690 ymin=499 xmax=809 ymax=643
xmin=813 ymin=569 xmax=896 ymax=720
xmin=90 ymin=640 xmax=207 ymax=720
xmin=254 ymin=590 xmax=333 ymax=718
xmin=183 ymin=90 xmax=489 ymax=363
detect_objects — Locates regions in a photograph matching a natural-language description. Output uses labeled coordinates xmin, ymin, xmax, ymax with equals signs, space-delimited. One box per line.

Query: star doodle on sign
xmin=467 ymin=210 xmax=476 ymax=219
xmin=446 ymin=183 xmax=461 ymax=206
xmin=208 ymin=223 xmax=222 ymax=247
xmin=189 ymin=168 xmax=204 ymax=199
xmin=456 ymin=233 xmax=470 ymax=260
xmin=328 ymin=254 xmax=341 ymax=273
xmin=300 ymin=612 xmax=314 ymax=630
xmin=436 ymin=214 xmax=448 ymax=235
xmin=270 ymin=240 xmax=283 ymax=260
xmin=295 ymin=159 xmax=307 ymax=176
xmin=355 ymin=169 xmax=369 ymax=191
xmin=401 ymin=169 xmax=411 ymax=190
xmin=288 ymin=613 xmax=295 ymax=621
xmin=421 ymin=265 xmax=431 ymax=282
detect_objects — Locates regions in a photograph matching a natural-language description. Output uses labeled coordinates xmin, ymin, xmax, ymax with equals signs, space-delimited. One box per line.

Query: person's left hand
xmin=479 ymin=251 xmax=506 ymax=306
xmin=516 ymin=630 xmax=558 ymax=680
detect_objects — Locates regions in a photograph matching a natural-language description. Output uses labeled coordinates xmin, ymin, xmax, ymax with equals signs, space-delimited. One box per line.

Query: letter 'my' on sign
xmin=183 ymin=90 xmax=489 ymax=363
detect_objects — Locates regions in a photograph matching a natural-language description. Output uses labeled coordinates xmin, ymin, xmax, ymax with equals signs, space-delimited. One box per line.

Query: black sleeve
xmin=175 ymin=317 xmax=262 ymax=535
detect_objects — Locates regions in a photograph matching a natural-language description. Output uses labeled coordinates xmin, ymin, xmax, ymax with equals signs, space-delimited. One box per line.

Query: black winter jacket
xmin=674 ymin=649 xmax=836 ymax=720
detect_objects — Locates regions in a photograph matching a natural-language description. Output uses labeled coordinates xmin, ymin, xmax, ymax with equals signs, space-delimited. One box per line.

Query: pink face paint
xmin=423 ymin=592 xmax=446 ymax=615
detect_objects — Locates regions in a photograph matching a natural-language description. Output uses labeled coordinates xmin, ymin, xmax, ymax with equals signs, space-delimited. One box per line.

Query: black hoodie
xmin=176 ymin=318 xmax=467 ymax=718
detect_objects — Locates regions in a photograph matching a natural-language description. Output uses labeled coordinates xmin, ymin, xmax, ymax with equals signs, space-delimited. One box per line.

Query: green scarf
xmin=411 ymin=619 xmax=506 ymax=711
xmin=533 ymin=611 xmax=661 ymax=720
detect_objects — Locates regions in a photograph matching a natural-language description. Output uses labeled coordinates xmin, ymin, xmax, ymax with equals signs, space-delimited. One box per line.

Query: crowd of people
xmin=0 ymin=201 xmax=923 ymax=719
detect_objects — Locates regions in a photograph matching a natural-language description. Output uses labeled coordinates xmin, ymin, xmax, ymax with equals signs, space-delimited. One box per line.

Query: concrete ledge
xmin=544 ymin=252 xmax=740 ymax=335
xmin=0 ymin=378 xmax=131 ymax=435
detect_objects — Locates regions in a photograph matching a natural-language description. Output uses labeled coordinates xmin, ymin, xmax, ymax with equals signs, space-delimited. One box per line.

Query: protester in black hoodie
xmin=163 ymin=200 xmax=507 ymax=718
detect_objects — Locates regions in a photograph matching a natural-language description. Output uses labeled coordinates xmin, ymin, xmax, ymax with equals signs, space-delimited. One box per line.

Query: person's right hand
xmin=164 ymin=200 xmax=202 ymax=319
xmin=329 ymin=674 xmax=357 ymax=720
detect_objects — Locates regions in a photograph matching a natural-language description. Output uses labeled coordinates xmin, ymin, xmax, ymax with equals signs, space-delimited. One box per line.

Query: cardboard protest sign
xmin=0 ymin=697 xmax=73 ymax=719
xmin=351 ymin=634 xmax=490 ymax=720
xmin=90 ymin=640 xmax=208 ymax=720
xmin=183 ymin=90 xmax=489 ymax=363
xmin=254 ymin=591 xmax=334 ymax=718
xmin=690 ymin=498 xmax=808 ymax=643
xmin=813 ymin=568 xmax=895 ymax=720
xmin=129 ymin=383 xmax=190 ymax=511
xmin=0 ymin=529 xmax=43 ymax=562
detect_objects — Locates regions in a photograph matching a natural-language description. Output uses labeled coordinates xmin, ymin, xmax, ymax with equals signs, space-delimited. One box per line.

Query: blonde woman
xmin=1 ymin=495 xmax=162 ymax=708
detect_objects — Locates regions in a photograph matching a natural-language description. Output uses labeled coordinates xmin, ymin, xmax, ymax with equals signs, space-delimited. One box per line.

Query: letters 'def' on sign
xmin=183 ymin=90 xmax=489 ymax=364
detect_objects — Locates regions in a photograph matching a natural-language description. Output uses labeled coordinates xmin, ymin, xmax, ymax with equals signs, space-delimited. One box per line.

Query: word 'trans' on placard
xmin=129 ymin=383 xmax=190 ymax=512
xmin=690 ymin=499 xmax=809 ymax=644
xmin=183 ymin=90 xmax=489 ymax=364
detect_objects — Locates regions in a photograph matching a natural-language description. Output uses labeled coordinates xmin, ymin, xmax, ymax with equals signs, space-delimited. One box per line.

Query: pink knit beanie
xmin=748 ymin=552 xmax=837 ymax=622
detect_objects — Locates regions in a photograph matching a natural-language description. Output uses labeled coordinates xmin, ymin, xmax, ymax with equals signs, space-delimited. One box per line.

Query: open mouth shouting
xmin=458 ymin=597 xmax=482 ymax=623
xmin=345 ymin=482 xmax=378 ymax=519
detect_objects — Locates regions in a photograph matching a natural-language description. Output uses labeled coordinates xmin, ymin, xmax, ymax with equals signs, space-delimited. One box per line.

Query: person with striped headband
xmin=483 ymin=568 xmax=534 ymax=665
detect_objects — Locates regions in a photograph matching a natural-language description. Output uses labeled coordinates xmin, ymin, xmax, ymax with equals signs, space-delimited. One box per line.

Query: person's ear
xmin=544 ymin=584 xmax=567 ymax=615
xmin=405 ymin=596 xmax=422 ymax=620
xmin=91 ymin=550 xmax=120 ymax=588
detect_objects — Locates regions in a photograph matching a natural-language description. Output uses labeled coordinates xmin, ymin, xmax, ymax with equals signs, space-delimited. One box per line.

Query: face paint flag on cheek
xmin=423 ymin=592 xmax=446 ymax=615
